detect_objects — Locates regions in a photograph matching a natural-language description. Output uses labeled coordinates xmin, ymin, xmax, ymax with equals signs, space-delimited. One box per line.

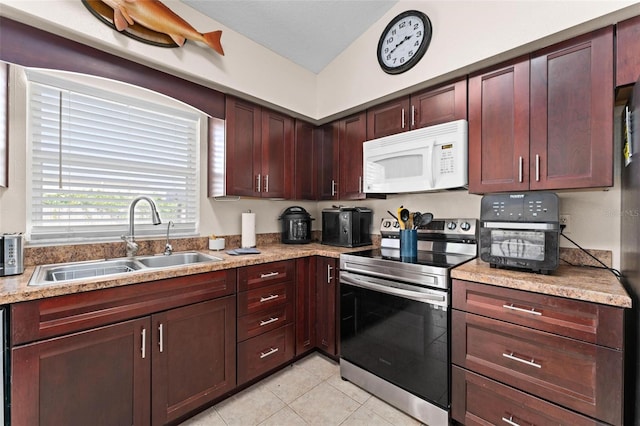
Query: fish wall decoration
xmin=83 ymin=0 xmax=224 ymax=55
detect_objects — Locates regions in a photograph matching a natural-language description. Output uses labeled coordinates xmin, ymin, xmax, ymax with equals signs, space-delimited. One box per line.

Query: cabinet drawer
xmin=452 ymin=310 xmax=623 ymax=425
xmin=452 ymin=279 xmax=623 ymax=349
xmin=237 ymin=260 xmax=295 ymax=292
xmin=237 ymin=324 xmax=294 ymax=385
xmin=451 ymin=366 xmax=605 ymax=426
xmin=237 ymin=303 xmax=294 ymax=342
xmin=237 ymin=281 xmax=293 ymax=316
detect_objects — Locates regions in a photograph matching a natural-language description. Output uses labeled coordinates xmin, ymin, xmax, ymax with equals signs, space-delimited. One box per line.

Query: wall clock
xmin=377 ymin=10 xmax=432 ymax=75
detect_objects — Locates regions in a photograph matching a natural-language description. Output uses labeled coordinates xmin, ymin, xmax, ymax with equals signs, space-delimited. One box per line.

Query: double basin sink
xmin=29 ymin=251 xmax=222 ymax=286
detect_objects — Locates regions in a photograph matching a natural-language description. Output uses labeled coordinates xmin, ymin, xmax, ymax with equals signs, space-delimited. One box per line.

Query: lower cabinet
xmin=451 ymin=279 xmax=624 ymax=426
xmin=315 ymin=256 xmax=338 ymax=356
xmin=12 ymin=317 xmax=151 ymax=426
xmin=11 ymin=270 xmax=237 ymax=426
xmin=236 ymin=260 xmax=296 ymax=385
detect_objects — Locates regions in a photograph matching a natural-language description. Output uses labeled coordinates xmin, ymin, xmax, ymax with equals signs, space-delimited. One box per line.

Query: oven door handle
xmin=340 ymin=272 xmax=448 ymax=307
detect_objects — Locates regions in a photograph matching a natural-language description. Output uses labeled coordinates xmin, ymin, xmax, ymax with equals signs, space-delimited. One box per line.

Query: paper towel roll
xmin=241 ymin=212 xmax=256 ymax=248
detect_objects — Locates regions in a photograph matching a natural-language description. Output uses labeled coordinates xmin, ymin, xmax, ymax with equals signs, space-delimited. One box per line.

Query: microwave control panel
xmin=480 ymin=192 xmax=559 ymax=223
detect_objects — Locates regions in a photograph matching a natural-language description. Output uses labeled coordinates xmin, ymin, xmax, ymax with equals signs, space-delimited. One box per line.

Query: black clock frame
xmin=377 ymin=10 xmax=432 ymax=75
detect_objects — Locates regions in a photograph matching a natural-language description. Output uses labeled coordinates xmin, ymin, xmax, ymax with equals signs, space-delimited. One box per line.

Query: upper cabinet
xmin=616 ymin=15 xmax=640 ymax=88
xmin=1 ymin=62 xmax=7 ymax=188
xmin=315 ymin=123 xmax=339 ymax=201
xmin=337 ymin=112 xmax=367 ymax=200
xmin=224 ymin=96 xmax=294 ymax=198
xmin=366 ymin=78 xmax=467 ymax=140
xmin=469 ymin=27 xmax=614 ymax=194
xmin=293 ymin=120 xmax=316 ymax=200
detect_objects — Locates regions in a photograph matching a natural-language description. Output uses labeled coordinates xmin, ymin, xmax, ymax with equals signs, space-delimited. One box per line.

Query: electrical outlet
xmin=559 ymin=214 xmax=571 ymax=233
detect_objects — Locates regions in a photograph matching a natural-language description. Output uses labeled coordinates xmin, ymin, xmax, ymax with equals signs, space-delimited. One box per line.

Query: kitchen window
xmin=25 ymin=70 xmax=202 ymax=243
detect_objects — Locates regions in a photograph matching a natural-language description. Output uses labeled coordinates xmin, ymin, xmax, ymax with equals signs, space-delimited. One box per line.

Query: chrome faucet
xmin=122 ymin=196 xmax=162 ymax=257
xmin=164 ymin=221 xmax=174 ymax=256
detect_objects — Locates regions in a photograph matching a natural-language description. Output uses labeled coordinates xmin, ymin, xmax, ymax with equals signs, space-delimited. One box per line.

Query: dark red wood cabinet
xmin=315 ymin=123 xmax=339 ymax=200
xmin=616 ymin=14 xmax=640 ymax=88
xmin=366 ymin=78 xmax=467 ymax=140
xmin=295 ymin=257 xmax=317 ymax=355
xmin=11 ymin=271 xmax=237 ymax=426
xmin=224 ymin=96 xmax=294 ymax=198
xmin=293 ymin=120 xmax=316 ymax=200
xmin=315 ymin=256 xmax=338 ymax=356
xmin=451 ymin=280 xmax=624 ymax=426
xmin=337 ymin=112 xmax=367 ymax=200
xmin=469 ymin=27 xmax=614 ymax=193
xmin=236 ymin=260 xmax=296 ymax=385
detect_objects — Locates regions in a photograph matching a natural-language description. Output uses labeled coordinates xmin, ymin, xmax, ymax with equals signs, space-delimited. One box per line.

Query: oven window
xmin=490 ymin=230 xmax=545 ymax=261
xmin=340 ymin=284 xmax=449 ymax=409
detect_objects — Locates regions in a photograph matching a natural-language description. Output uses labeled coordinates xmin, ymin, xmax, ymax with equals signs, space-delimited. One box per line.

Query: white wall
xmin=1 ymin=0 xmax=638 ymax=120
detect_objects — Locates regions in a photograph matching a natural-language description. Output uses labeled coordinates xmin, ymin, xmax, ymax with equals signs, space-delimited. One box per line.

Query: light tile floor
xmin=180 ymin=352 xmax=426 ymax=426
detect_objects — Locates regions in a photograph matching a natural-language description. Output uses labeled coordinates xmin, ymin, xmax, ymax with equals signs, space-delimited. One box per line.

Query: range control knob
xmin=383 ymin=221 xmax=392 ymax=228
xmin=393 ymin=221 xmax=400 ymax=228
xmin=460 ymin=221 xmax=471 ymax=231
xmin=447 ymin=222 xmax=457 ymax=230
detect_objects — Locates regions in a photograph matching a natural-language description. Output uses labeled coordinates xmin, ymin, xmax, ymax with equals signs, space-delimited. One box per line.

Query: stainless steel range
xmin=339 ymin=217 xmax=477 ymax=425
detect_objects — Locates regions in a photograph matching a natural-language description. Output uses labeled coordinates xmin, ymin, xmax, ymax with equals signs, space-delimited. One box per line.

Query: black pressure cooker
xmin=279 ymin=206 xmax=313 ymax=244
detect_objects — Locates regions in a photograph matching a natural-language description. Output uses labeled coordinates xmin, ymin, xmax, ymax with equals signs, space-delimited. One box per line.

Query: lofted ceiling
xmin=182 ymin=0 xmax=398 ymax=74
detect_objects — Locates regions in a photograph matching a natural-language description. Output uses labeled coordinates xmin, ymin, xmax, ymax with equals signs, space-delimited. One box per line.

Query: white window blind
xmin=27 ymin=71 xmax=200 ymax=243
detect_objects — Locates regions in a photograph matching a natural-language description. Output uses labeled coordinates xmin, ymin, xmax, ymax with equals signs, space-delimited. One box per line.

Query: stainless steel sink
xmin=30 ymin=258 xmax=146 ymax=286
xmin=136 ymin=251 xmax=221 ymax=268
xmin=28 ymin=252 xmax=221 ymax=286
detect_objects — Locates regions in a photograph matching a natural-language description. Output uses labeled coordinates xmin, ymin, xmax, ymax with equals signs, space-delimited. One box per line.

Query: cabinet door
xmin=316 ymin=123 xmax=338 ymax=200
xmin=530 ymin=27 xmax=613 ymax=190
xmin=225 ymin=96 xmax=262 ymax=197
xmin=1 ymin=61 xmax=7 ymax=188
xmin=261 ymin=108 xmax=294 ymax=198
xmin=616 ymin=15 xmax=640 ymax=88
xmin=12 ymin=318 xmax=151 ymax=426
xmin=468 ymin=57 xmax=530 ymax=193
xmin=338 ymin=112 xmax=367 ymax=200
xmin=295 ymin=257 xmax=316 ymax=355
xmin=151 ymin=296 xmax=236 ymax=425
xmin=316 ymin=257 xmax=337 ymax=356
xmin=294 ymin=120 xmax=316 ymax=200
xmin=366 ymin=96 xmax=410 ymax=139
xmin=411 ymin=78 xmax=467 ymax=129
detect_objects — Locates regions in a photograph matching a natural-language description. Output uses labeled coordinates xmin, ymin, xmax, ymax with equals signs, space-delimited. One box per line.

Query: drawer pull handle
xmin=502 ymin=303 xmax=541 ymax=316
xmin=260 ymin=272 xmax=279 ymax=279
xmin=260 ymin=317 xmax=279 ymax=326
xmin=501 ymin=415 xmax=521 ymax=426
xmin=158 ymin=323 xmax=164 ymax=353
xmin=260 ymin=347 xmax=279 ymax=359
xmin=503 ymin=352 xmax=541 ymax=368
xmin=260 ymin=294 xmax=279 ymax=302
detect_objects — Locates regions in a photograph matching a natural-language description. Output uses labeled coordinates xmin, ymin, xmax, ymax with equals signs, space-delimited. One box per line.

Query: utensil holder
xmin=400 ymin=229 xmax=417 ymax=260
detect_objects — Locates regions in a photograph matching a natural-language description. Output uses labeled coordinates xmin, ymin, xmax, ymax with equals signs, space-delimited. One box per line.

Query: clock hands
xmin=390 ymin=34 xmax=412 ymax=55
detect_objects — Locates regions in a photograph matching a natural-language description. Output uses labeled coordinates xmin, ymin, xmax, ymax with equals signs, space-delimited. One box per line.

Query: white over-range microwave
xmin=363 ymin=119 xmax=468 ymax=194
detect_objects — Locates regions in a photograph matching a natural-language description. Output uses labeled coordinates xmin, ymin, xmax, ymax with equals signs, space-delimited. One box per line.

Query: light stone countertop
xmin=0 ymin=243 xmax=365 ymax=304
xmin=452 ymin=258 xmax=631 ymax=308
xmin=1 ymin=244 xmax=632 ymax=309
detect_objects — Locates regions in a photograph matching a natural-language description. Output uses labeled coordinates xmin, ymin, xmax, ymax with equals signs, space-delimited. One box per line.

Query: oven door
xmin=339 ymin=271 xmax=450 ymax=409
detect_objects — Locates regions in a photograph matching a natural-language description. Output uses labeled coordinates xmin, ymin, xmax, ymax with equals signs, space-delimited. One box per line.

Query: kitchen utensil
xmin=412 ymin=212 xmax=422 ymax=230
xmin=419 ymin=212 xmax=434 ymax=227
xmin=400 ymin=208 xmax=410 ymax=230
xmin=387 ymin=210 xmax=399 ymax=221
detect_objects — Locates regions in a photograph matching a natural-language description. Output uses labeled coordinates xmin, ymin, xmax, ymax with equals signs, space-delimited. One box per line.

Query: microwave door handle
xmin=430 ymin=141 xmax=437 ymax=188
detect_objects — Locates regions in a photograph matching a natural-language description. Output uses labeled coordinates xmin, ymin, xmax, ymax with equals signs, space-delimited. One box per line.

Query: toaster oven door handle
xmin=482 ymin=221 xmax=559 ymax=231
xmin=340 ymin=271 xmax=447 ymax=307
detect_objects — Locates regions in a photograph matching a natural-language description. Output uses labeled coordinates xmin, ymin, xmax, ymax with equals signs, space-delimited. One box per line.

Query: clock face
xmin=377 ymin=10 xmax=432 ymax=75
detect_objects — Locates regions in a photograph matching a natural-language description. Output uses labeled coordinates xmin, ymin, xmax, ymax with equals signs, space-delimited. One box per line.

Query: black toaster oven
xmin=321 ymin=207 xmax=372 ymax=248
xmin=479 ymin=192 xmax=559 ymax=274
